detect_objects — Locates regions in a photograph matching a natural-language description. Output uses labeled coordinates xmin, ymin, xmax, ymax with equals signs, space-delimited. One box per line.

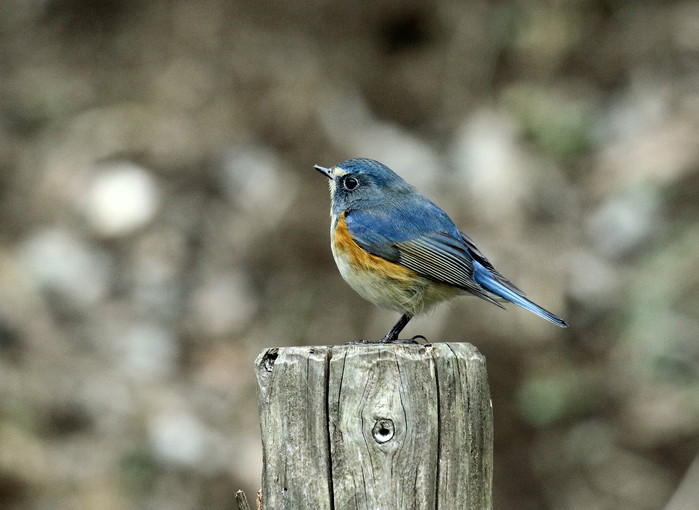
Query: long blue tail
xmin=473 ymin=261 xmax=568 ymax=328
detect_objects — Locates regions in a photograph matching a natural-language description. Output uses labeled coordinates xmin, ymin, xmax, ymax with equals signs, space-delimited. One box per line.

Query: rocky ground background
xmin=1 ymin=1 xmax=698 ymax=509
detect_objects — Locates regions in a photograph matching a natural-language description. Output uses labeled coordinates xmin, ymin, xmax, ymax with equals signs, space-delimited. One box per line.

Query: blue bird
xmin=315 ymin=157 xmax=568 ymax=342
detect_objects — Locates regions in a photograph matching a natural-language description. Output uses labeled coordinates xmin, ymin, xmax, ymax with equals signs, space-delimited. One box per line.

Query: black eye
xmin=342 ymin=176 xmax=359 ymax=191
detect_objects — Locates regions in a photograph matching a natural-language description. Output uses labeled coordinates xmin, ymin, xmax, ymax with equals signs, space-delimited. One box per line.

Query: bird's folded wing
xmin=393 ymin=234 xmax=501 ymax=305
xmin=348 ymin=220 xmax=500 ymax=305
xmin=345 ymin=207 xmax=504 ymax=303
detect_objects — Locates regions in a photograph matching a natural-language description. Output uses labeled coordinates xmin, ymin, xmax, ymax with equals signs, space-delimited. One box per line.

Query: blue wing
xmin=345 ymin=203 xmax=500 ymax=304
xmin=345 ymin=204 xmax=568 ymax=327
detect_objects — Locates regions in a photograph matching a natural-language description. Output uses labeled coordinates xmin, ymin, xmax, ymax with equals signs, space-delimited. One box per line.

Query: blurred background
xmin=1 ymin=0 xmax=698 ymax=509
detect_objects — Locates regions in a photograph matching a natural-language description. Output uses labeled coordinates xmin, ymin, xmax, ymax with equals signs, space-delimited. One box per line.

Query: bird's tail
xmin=473 ymin=261 xmax=568 ymax=328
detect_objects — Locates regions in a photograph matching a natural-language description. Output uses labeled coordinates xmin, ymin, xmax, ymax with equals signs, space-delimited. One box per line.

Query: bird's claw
xmin=345 ymin=335 xmax=427 ymax=345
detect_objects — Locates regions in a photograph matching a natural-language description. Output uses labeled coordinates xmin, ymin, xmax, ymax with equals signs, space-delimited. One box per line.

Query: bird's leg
xmin=381 ymin=314 xmax=413 ymax=343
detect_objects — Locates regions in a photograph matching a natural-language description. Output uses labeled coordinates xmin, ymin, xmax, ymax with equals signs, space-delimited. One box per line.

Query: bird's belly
xmin=331 ymin=218 xmax=459 ymax=315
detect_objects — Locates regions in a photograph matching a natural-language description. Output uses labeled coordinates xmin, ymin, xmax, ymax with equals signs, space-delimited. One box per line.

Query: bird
xmin=314 ymin=157 xmax=568 ymax=342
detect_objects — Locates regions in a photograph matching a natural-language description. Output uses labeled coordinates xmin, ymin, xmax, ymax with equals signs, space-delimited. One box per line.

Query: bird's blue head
xmin=314 ymin=158 xmax=416 ymax=215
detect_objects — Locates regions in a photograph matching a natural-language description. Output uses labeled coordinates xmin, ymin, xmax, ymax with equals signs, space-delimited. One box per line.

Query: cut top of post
xmin=255 ymin=343 xmax=493 ymax=510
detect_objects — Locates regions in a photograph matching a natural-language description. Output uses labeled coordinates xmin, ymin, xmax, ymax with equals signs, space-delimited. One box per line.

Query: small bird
xmin=315 ymin=158 xmax=568 ymax=342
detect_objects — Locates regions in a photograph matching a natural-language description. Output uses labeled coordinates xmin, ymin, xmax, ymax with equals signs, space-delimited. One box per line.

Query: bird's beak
xmin=314 ymin=164 xmax=332 ymax=179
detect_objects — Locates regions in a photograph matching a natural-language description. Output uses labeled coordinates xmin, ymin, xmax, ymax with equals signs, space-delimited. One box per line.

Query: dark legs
xmin=381 ymin=313 xmax=414 ymax=343
xmin=345 ymin=313 xmax=418 ymax=345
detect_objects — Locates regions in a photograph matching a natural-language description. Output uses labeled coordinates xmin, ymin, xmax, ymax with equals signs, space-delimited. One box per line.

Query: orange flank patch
xmin=333 ymin=213 xmax=417 ymax=281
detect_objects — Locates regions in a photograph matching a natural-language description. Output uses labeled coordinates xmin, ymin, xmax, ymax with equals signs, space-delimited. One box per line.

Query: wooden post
xmin=254 ymin=343 xmax=493 ymax=510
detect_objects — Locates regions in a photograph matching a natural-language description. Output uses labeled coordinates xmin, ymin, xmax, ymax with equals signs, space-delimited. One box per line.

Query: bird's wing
xmin=345 ymin=208 xmax=502 ymax=305
xmin=343 ymin=208 xmax=568 ymax=327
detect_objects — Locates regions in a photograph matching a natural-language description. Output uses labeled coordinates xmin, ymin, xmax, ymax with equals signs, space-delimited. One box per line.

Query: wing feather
xmin=395 ymin=234 xmax=503 ymax=306
xmin=344 ymin=207 xmax=502 ymax=305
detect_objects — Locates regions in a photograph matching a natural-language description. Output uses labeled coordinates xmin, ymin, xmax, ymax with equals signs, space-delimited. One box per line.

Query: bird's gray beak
xmin=314 ymin=164 xmax=332 ymax=179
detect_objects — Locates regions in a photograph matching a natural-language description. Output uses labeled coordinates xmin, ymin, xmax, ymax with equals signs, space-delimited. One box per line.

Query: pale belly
xmin=331 ymin=244 xmax=461 ymax=316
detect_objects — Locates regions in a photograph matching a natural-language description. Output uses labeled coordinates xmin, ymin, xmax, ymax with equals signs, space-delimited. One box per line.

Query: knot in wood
xmin=372 ymin=418 xmax=395 ymax=444
xmin=261 ymin=349 xmax=278 ymax=372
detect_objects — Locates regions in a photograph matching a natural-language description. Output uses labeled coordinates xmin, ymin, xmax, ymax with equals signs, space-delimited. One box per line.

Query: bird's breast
xmin=331 ymin=212 xmax=416 ymax=280
xmin=330 ymin=212 xmax=459 ymax=315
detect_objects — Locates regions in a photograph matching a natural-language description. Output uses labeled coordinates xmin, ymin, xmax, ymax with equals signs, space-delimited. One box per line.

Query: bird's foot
xmin=345 ymin=336 xmax=425 ymax=345
xmin=381 ymin=332 xmax=428 ymax=344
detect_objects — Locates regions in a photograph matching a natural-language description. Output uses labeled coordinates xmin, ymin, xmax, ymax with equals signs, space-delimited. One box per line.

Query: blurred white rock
xmin=568 ymin=249 xmax=622 ymax=309
xmin=82 ymin=162 xmax=160 ymax=237
xmin=450 ymin=108 xmax=528 ymax=224
xmin=220 ymin=145 xmax=296 ymax=228
xmin=594 ymin=76 xmax=698 ymax=192
xmin=318 ymin=90 xmax=441 ymax=194
xmin=586 ymin=186 xmax=660 ymax=259
xmin=119 ymin=322 xmax=178 ymax=381
xmin=189 ymin=271 xmax=258 ymax=337
xmin=149 ymin=410 xmax=206 ymax=467
xmin=21 ymin=227 xmax=112 ymax=306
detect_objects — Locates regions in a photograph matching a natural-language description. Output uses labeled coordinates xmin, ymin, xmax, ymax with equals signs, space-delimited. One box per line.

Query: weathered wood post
xmin=254 ymin=343 xmax=493 ymax=510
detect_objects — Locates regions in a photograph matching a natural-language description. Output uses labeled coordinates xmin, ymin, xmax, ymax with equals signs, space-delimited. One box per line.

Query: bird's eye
xmin=342 ymin=176 xmax=359 ymax=191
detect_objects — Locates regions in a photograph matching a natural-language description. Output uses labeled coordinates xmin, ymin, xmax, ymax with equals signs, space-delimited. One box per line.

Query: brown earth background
xmin=1 ymin=1 xmax=699 ymax=509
